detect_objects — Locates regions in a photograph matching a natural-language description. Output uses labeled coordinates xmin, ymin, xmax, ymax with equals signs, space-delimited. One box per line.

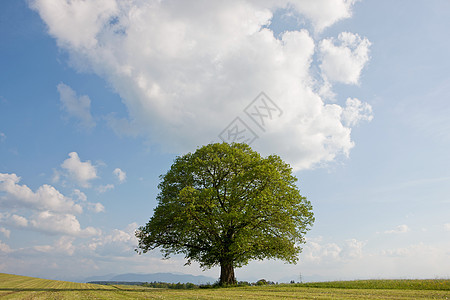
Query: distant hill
xmin=82 ymin=273 xmax=117 ymax=283
xmin=84 ymin=272 xmax=216 ymax=284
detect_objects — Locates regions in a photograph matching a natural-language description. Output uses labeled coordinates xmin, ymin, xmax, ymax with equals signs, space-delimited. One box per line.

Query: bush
xmin=142 ymin=281 xmax=199 ymax=289
xmin=256 ymin=279 xmax=268 ymax=286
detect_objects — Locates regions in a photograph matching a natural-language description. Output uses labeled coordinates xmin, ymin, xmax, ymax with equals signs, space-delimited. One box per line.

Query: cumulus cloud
xmin=0 ymin=209 xmax=100 ymax=237
xmin=30 ymin=211 xmax=101 ymax=237
xmin=9 ymin=214 xmax=28 ymax=228
xmin=290 ymin=0 xmax=358 ymax=33
xmin=87 ymin=202 xmax=105 ymax=213
xmin=319 ymin=32 xmax=371 ymax=84
xmin=34 ymin=236 xmax=76 ymax=255
xmin=71 ymin=191 xmax=106 ymax=212
xmin=30 ymin=0 xmax=119 ymax=49
xmin=88 ymin=223 xmax=137 ymax=256
xmin=340 ymin=238 xmax=364 ymax=259
xmin=72 ymin=189 xmax=87 ymax=202
xmin=57 ymin=83 xmax=96 ymax=129
xmin=0 ymin=173 xmax=82 ymax=213
xmin=384 ymin=224 xmax=410 ymax=234
xmin=0 ymin=240 xmax=12 ymax=253
xmin=31 ymin=0 xmax=371 ymax=171
xmin=0 ymin=173 xmax=102 ymax=237
xmin=113 ymin=168 xmax=126 ymax=183
xmin=302 ymin=236 xmax=364 ymax=263
xmin=61 ymin=152 xmax=98 ymax=188
xmin=342 ymin=98 xmax=373 ymax=126
xmin=0 ymin=227 xmax=10 ymax=238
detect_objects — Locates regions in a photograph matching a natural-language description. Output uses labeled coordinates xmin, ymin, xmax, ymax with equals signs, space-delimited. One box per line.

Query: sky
xmin=0 ymin=0 xmax=450 ymax=283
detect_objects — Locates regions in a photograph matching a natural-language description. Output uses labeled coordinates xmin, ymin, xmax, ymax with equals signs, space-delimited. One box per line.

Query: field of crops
xmin=1 ymin=273 xmax=449 ymax=299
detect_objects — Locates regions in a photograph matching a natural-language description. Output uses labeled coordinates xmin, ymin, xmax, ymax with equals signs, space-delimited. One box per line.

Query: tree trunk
xmin=219 ymin=261 xmax=236 ymax=285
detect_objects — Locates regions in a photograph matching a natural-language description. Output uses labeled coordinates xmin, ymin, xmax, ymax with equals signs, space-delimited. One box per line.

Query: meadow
xmin=1 ymin=273 xmax=449 ymax=299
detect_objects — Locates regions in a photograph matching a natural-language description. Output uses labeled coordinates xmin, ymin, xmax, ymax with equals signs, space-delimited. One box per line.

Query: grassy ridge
xmin=1 ymin=273 xmax=449 ymax=299
xmin=294 ymin=279 xmax=450 ymax=291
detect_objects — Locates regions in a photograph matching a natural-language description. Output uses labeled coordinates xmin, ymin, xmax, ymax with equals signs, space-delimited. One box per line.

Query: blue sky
xmin=1 ymin=0 xmax=449 ymax=282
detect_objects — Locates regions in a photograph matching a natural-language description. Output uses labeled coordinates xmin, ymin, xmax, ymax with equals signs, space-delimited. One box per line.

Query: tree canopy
xmin=136 ymin=143 xmax=314 ymax=285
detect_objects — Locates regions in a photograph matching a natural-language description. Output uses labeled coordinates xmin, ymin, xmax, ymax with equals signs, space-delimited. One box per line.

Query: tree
xmin=135 ymin=143 xmax=314 ymax=285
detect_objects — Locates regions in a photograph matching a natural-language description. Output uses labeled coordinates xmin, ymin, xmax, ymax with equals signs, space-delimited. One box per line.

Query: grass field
xmin=295 ymin=279 xmax=450 ymax=291
xmin=1 ymin=273 xmax=449 ymax=299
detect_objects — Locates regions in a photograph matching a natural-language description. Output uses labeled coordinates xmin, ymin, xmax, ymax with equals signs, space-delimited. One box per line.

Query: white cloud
xmin=113 ymin=168 xmax=126 ymax=183
xmin=0 ymin=172 xmax=103 ymax=236
xmin=34 ymin=236 xmax=76 ymax=256
xmin=319 ymin=32 xmax=371 ymax=84
xmin=0 ymin=240 xmax=12 ymax=253
xmin=0 ymin=227 xmax=10 ymax=238
xmin=302 ymin=236 xmax=364 ymax=263
xmin=342 ymin=98 xmax=373 ymax=127
xmin=31 ymin=0 xmax=371 ymax=171
xmin=57 ymin=83 xmax=96 ymax=129
xmin=1 ymin=210 xmax=101 ymax=238
xmin=30 ymin=0 xmax=118 ymax=49
xmin=384 ymin=224 xmax=410 ymax=234
xmin=0 ymin=173 xmax=82 ymax=213
xmin=340 ymin=238 xmax=364 ymax=259
xmin=87 ymin=202 xmax=105 ymax=213
xmin=32 ymin=244 xmax=52 ymax=253
xmin=290 ymin=0 xmax=358 ymax=33
xmin=30 ymin=211 xmax=100 ymax=237
xmin=88 ymin=222 xmax=137 ymax=256
xmin=0 ymin=132 xmax=5 ymax=142
xmin=97 ymin=184 xmax=114 ymax=193
xmin=54 ymin=236 xmax=76 ymax=255
xmin=72 ymin=189 xmax=87 ymax=202
xmin=9 ymin=214 xmax=28 ymax=228
xmin=61 ymin=152 xmax=98 ymax=188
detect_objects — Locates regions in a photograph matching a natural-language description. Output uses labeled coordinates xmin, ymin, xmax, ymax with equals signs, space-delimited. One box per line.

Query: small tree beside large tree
xmin=136 ymin=143 xmax=314 ymax=285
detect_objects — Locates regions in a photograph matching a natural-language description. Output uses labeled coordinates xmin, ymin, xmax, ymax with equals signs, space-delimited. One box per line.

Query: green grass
xmin=294 ymin=279 xmax=450 ymax=291
xmin=1 ymin=273 xmax=449 ymax=299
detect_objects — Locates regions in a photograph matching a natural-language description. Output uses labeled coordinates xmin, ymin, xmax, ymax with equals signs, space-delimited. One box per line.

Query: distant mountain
xmin=82 ymin=273 xmax=118 ymax=283
xmin=84 ymin=272 xmax=216 ymax=284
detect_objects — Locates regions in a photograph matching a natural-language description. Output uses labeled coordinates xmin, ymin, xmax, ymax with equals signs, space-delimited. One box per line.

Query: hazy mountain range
xmin=81 ymin=272 xmax=327 ymax=284
xmin=83 ymin=272 xmax=216 ymax=284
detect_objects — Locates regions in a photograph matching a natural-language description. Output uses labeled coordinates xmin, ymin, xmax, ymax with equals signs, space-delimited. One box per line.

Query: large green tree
xmin=136 ymin=143 xmax=314 ymax=285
